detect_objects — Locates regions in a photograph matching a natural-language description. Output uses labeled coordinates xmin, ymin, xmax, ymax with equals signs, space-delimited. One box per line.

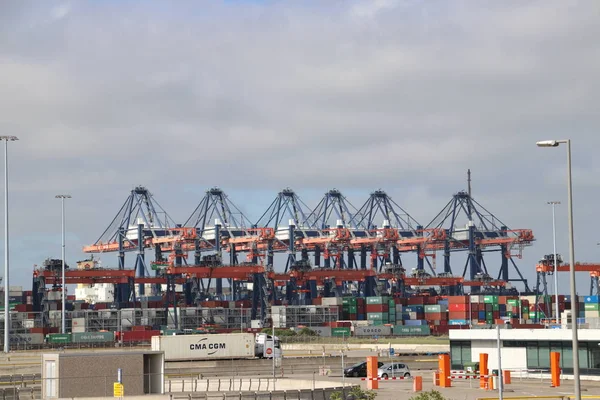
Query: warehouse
xmin=449 ymin=329 xmax=600 ymax=376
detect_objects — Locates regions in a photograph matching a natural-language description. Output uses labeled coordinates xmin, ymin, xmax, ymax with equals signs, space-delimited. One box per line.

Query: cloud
xmin=0 ymin=0 xmax=599 ymax=293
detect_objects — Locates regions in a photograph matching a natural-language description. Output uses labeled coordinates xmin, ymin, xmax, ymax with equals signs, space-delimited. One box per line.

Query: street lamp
xmin=537 ymin=139 xmax=580 ymax=400
xmin=56 ymin=194 xmax=71 ymax=334
xmin=547 ymin=201 xmax=561 ymax=324
xmin=0 ymin=136 xmax=18 ymax=353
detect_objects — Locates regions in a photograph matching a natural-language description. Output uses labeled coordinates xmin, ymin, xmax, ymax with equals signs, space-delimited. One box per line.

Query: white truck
xmin=151 ymin=332 xmax=282 ymax=361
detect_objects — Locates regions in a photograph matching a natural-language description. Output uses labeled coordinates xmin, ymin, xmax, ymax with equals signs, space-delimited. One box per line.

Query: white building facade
xmin=449 ymin=328 xmax=600 ymax=377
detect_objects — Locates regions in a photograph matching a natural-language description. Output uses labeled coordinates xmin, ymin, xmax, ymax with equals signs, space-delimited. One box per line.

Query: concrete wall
xmin=59 ymin=353 xmax=145 ymax=398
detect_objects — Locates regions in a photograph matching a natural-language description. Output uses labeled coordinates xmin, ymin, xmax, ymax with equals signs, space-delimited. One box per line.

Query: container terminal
xmin=2 ymin=185 xmax=599 ymax=350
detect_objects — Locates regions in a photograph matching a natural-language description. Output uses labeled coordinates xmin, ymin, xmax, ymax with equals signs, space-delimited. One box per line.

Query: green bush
xmin=408 ymin=389 xmax=447 ymax=400
xmin=330 ymin=386 xmax=377 ymax=400
xmin=297 ymin=327 xmax=317 ymax=336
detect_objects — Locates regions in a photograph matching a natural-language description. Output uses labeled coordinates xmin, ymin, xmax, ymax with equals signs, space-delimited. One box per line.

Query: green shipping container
xmin=348 ymin=305 xmax=358 ymax=313
xmin=366 ymin=296 xmax=389 ymax=305
xmin=367 ymin=313 xmax=389 ymax=321
xmin=485 ymin=311 xmax=493 ymax=319
xmin=392 ymin=325 xmax=430 ymax=336
xmin=370 ymin=320 xmax=385 ymax=326
xmin=424 ymin=305 xmax=446 ymax=313
xmin=331 ymin=327 xmax=351 ymax=337
xmin=483 ymin=295 xmax=498 ymax=304
xmin=507 ymin=299 xmax=519 ymax=306
xmin=492 ymin=304 xmax=500 ymax=312
xmin=72 ymin=332 xmax=114 ymax=343
xmin=342 ymin=297 xmax=357 ymax=306
xmin=584 ymin=303 xmax=600 ymax=311
xmin=48 ymin=333 xmax=71 ymax=344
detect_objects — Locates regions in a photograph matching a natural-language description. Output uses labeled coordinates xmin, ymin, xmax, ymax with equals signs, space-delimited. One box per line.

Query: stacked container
xmin=366 ymin=296 xmax=390 ymax=325
xmin=583 ymin=296 xmax=600 ymax=319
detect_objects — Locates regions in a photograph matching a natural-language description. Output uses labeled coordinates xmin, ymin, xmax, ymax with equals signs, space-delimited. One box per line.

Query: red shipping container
xmin=407 ymin=297 xmax=425 ymax=305
xmin=449 ymin=303 xmax=468 ymax=312
xmin=122 ymin=330 xmax=160 ymax=343
xmin=132 ymin=325 xmax=152 ymax=331
xmin=493 ymin=311 xmax=500 ymax=319
xmin=312 ymin=298 xmax=322 ymax=305
xmin=470 ymin=303 xmax=479 ymax=312
xmin=448 ymin=295 xmax=469 ymax=304
xmin=449 ymin=311 xmax=469 ymax=320
xmin=366 ymin=304 xmax=389 ymax=313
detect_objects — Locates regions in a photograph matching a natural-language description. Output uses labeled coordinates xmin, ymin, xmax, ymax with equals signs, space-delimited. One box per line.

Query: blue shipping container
xmin=403 ymin=306 xmax=424 ymax=312
xmin=478 ymin=311 xmax=486 ymax=319
xmin=584 ymin=296 xmax=599 ymax=303
xmin=449 ymin=319 xmax=468 ymax=326
xmin=404 ymin=319 xmax=427 ymax=326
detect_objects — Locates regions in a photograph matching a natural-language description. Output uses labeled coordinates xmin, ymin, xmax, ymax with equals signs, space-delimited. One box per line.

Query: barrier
xmin=413 ymin=376 xmax=423 ymax=392
xmin=361 ymin=377 xmax=412 ymax=381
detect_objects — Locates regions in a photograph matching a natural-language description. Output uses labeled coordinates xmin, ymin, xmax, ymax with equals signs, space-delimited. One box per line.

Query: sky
xmin=1 ymin=0 xmax=600 ymax=295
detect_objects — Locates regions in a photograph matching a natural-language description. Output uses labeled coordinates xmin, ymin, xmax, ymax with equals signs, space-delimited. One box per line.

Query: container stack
xmin=366 ymin=296 xmax=390 ymax=325
xmin=583 ymin=296 xmax=600 ymax=319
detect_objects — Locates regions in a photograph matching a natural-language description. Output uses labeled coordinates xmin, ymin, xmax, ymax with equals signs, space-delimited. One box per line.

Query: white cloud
xmin=0 ymin=0 xmax=598 ymax=292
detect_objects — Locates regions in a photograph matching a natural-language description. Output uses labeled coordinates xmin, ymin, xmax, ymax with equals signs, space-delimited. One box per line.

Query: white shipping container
xmin=23 ymin=320 xmax=35 ymax=329
xmin=321 ymin=297 xmax=342 ymax=306
xmin=152 ymin=333 xmax=256 ymax=361
xmin=10 ymin=333 xmax=43 ymax=345
xmin=470 ymin=295 xmax=482 ymax=303
xmin=72 ymin=326 xmax=86 ymax=333
xmin=354 ymin=326 xmax=392 ymax=337
xmin=72 ymin=317 xmax=86 ymax=328
xmin=308 ymin=326 xmax=331 ymax=337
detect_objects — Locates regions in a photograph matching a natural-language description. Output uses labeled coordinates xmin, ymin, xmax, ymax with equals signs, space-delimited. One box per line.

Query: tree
xmin=330 ymin=386 xmax=377 ymax=400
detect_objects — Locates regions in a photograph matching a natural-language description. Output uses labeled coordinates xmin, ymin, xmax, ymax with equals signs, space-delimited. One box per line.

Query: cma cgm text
xmin=190 ymin=343 xmax=226 ymax=350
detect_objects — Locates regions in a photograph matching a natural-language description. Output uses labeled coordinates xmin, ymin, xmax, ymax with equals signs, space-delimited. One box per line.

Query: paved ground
xmin=317 ymin=373 xmax=600 ymax=400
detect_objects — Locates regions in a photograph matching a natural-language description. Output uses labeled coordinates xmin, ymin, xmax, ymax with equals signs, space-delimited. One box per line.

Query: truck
xmin=151 ymin=332 xmax=281 ymax=361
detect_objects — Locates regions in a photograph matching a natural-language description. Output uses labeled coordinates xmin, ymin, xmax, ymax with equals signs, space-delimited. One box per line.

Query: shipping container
xmin=72 ymin=332 xmax=114 ymax=343
xmin=307 ymin=326 xmax=331 ymax=337
xmin=354 ymin=326 xmax=392 ymax=337
xmin=9 ymin=333 xmax=44 ymax=345
xmin=366 ymin=296 xmax=389 ymax=305
xmin=47 ymin=333 xmax=71 ymax=344
xmin=392 ymin=325 xmax=430 ymax=336
xmin=152 ymin=333 xmax=256 ymax=361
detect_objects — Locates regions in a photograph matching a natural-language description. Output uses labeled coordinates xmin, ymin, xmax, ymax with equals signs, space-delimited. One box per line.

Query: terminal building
xmin=449 ymin=328 xmax=600 ymax=377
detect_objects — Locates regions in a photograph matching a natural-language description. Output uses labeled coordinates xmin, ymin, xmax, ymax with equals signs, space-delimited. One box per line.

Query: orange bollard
xmin=413 ymin=376 xmax=423 ymax=392
xmin=479 ymin=353 xmax=489 ymax=389
xmin=487 ymin=375 xmax=494 ymax=390
xmin=551 ymin=352 xmax=561 ymax=387
xmin=503 ymin=370 xmax=511 ymax=385
xmin=366 ymin=356 xmax=379 ymax=390
xmin=438 ymin=354 xmax=451 ymax=388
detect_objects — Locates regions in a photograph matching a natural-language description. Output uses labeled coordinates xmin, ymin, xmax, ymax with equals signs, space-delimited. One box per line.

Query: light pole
xmin=537 ymin=139 xmax=579 ymax=400
xmin=56 ymin=194 xmax=71 ymax=334
xmin=548 ymin=201 xmax=561 ymax=324
xmin=1 ymin=136 xmax=18 ymax=353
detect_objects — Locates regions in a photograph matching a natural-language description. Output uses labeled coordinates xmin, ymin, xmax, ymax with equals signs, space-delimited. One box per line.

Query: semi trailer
xmin=151 ymin=332 xmax=281 ymax=361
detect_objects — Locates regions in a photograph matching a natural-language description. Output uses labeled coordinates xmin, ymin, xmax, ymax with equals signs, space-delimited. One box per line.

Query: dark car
xmin=344 ymin=361 xmax=384 ymax=377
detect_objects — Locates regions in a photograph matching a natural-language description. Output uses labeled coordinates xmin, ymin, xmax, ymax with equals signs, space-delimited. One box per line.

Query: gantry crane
xmin=535 ymin=254 xmax=600 ymax=319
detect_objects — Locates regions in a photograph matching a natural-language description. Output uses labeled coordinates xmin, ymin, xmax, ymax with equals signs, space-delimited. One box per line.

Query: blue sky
xmin=1 ymin=0 xmax=600 ymax=295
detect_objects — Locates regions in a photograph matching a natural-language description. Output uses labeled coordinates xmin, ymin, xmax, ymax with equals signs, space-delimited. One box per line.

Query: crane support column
xmin=215 ymin=222 xmax=222 ymax=297
xmin=444 ymin=229 xmax=451 ymax=273
xmin=136 ymin=224 xmax=145 ymax=296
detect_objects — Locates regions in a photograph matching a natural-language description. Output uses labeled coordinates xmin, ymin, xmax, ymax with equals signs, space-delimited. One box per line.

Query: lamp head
xmin=536 ymin=140 xmax=560 ymax=147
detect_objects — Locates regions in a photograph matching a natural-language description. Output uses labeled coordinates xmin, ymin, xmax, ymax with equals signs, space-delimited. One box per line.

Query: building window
xmin=450 ymin=341 xmax=471 ymax=369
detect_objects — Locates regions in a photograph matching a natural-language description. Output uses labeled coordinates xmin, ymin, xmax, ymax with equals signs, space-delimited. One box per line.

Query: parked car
xmin=377 ymin=362 xmax=410 ymax=378
xmin=344 ymin=361 xmax=384 ymax=377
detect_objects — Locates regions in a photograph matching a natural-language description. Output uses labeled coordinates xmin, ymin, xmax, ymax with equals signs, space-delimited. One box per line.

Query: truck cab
xmin=255 ymin=333 xmax=282 ymax=359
